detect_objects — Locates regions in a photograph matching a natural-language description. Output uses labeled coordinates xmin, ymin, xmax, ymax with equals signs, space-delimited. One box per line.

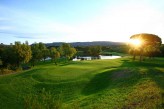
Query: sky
xmin=0 ymin=0 xmax=164 ymax=44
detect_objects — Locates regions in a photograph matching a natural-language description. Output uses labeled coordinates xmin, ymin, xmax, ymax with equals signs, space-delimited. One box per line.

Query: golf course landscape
xmin=0 ymin=56 xmax=163 ymax=109
xmin=1 ymin=0 xmax=164 ymax=109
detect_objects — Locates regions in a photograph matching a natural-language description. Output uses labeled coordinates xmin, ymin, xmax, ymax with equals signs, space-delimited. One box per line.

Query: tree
xmin=13 ymin=41 xmax=32 ymax=67
xmin=129 ymin=47 xmax=140 ymax=60
xmin=31 ymin=42 xmax=48 ymax=66
xmin=1 ymin=45 xmax=17 ymax=68
xmin=160 ymin=45 xmax=164 ymax=57
xmin=59 ymin=43 xmax=77 ymax=62
xmin=38 ymin=42 xmax=48 ymax=62
xmin=0 ymin=43 xmax=5 ymax=58
xmin=129 ymin=33 xmax=162 ymax=61
xmin=88 ymin=46 xmax=102 ymax=57
xmin=144 ymin=45 xmax=161 ymax=58
xmin=42 ymin=48 xmax=49 ymax=62
xmin=1 ymin=41 xmax=32 ymax=69
xmin=31 ymin=43 xmax=40 ymax=66
xmin=49 ymin=47 xmax=60 ymax=65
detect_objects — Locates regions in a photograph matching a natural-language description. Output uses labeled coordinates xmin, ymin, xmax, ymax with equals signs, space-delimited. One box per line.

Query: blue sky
xmin=0 ymin=0 xmax=164 ymax=44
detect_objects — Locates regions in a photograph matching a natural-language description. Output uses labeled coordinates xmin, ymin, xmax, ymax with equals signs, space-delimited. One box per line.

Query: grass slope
xmin=0 ymin=57 xmax=163 ymax=109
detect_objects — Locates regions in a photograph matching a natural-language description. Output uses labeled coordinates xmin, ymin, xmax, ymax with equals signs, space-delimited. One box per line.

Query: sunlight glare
xmin=130 ymin=39 xmax=142 ymax=47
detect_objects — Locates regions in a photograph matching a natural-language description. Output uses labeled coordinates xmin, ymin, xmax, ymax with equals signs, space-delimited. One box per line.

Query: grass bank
xmin=0 ymin=57 xmax=163 ymax=109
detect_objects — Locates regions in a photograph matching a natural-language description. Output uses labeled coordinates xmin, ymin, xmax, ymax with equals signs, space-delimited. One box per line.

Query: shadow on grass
xmin=120 ymin=58 xmax=164 ymax=68
xmin=82 ymin=58 xmax=164 ymax=96
xmin=121 ymin=59 xmax=164 ymax=88
xmin=82 ymin=68 xmax=142 ymax=95
xmin=59 ymin=62 xmax=70 ymax=66
xmin=82 ymin=70 xmax=113 ymax=95
xmin=59 ymin=61 xmax=92 ymax=67
xmin=147 ymin=68 xmax=164 ymax=89
xmin=14 ymin=69 xmax=39 ymax=78
xmin=34 ymin=80 xmax=87 ymax=102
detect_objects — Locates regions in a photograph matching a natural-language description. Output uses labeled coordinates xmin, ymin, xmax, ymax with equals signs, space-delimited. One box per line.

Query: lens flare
xmin=129 ymin=39 xmax=142 ymax=47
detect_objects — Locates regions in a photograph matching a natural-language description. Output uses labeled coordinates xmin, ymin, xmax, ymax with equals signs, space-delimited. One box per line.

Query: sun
xmin=129 ymin=39 xmax=142 ymax=47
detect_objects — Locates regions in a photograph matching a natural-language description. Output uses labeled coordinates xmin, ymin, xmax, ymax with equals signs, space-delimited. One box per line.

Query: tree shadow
xmin=82 ymin=58 xmax=164 ymax=96
xmin=59 ymin=63 xmax=70 ymax=66
xmin=14 ymin=68 xmax=39 ymax=78
xmin=82 ymin=68 xmax=142 ymax=95
xmin=58 ymin=61 xmax=78 ymax=66
xmin=120 ymin=59 xmax=164 ymax=68
xmin=82 ymin=70 xmax=113 ymax=95
xmin=146 ymin=68 xmax=164 ymax=89
xmin=120 ymin=58 xmax=164 ymax=87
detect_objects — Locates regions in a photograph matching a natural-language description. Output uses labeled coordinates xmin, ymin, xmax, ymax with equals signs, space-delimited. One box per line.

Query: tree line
xmin=0 ymin=41 xmax=104 ymax=73
xmin=0 ymin=42 xmax=77 ymax=71
xmin=0 ymin=33 xmax=164 ymax=72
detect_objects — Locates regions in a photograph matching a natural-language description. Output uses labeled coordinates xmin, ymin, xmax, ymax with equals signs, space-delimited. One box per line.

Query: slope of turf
xmin=0 ymin=57 xmax=163 ymax=109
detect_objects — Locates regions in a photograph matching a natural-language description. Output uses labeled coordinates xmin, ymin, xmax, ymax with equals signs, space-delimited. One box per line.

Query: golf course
xmin=1 ymin=0 xmax=164 ymax=108
xmin=0 ymin=57 xmax=163 ymax=109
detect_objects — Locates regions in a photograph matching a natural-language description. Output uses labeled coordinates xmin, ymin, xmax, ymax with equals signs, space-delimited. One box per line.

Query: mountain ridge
xmin=45 ymin=41 xmax=126 ymax=47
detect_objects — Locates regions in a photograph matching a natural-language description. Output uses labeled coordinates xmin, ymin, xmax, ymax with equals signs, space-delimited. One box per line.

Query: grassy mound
xmin=0 ymin=57 xmax=163 ymax=109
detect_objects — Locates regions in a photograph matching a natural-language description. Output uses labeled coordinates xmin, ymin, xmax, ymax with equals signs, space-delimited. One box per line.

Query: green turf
xmin=0 ymin=57 xmax=163 ymax=109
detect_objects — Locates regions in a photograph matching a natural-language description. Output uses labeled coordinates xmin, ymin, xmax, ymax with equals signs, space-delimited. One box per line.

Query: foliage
xmin=88 ymin=46 xmax=102 ymax=57
xmin=49 ymin=47 xmax=60 ymax=65
xmin=1 ymin=45 xmax=17 ymax=68
xmin=13 ymin=41 xmax=32 ymax=66
xmin=129 ymin=33 xmax=162 ymax=61
xmin=1 ymin=41 xmax=32 ymax=69
xmin=59 ymin=43 xmax=77 ymax=60
xmin=160 ymin=44 xmax=164 ymax=57
xmin=38 ymin=42 xmax=49 ymax=62
xmin=42 ymin=49 xmax=49 ymax=62
xmin=31 ymin=42 xmax=48 ymax=66
xmin=75 ymin=45 xmax=128 ymax=57
xmin=0 ymin=44 xmax=5 ymax=58
xmin=130 ymin=33 xmax=162 ymax=45
xmin=102 ymin=45 xmax=129 ymax=54
xmin=144 ymin=45 xmax=161 ymax=58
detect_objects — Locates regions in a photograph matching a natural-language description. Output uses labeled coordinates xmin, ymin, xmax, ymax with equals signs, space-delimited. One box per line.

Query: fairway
xmin=0 ymin=57 xmax=164 ymax=109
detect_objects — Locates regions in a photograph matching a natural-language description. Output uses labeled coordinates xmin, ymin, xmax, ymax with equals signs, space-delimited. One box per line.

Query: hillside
xmin=45 ymin=41 xmax=125 ymax=47
xmin=0 ymin=57 xmax=163 ymax=109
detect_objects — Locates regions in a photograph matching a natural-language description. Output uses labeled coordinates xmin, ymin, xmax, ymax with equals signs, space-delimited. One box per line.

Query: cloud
xmin=13 ymin=35 xmax=40 ymax=39
xmin=0 ymin=5 xmax=76 ymax=43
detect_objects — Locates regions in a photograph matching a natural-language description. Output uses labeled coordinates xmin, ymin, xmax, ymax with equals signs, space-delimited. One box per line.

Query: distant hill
xmin=45 ymin=41 xmax=125 ymax=47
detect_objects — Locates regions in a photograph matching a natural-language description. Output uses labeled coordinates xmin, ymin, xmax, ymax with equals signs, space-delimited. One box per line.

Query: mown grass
xmin=0 ymin=57 xmax=163 ymax=109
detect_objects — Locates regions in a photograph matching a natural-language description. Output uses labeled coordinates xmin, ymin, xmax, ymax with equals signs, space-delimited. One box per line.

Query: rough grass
xmin=0 ymin=69 xmax=15 ymax=75
xmin=0 ymin=57 xmax=163 ymax=109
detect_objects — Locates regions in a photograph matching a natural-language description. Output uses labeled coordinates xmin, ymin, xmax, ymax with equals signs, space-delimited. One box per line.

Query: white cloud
xmin=0 ymin=5 xmax=76 ymax=43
